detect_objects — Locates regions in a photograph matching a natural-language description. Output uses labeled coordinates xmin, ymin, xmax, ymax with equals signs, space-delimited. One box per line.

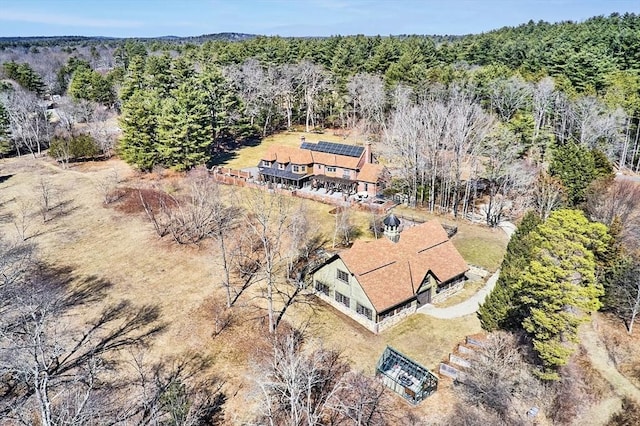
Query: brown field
xmin=0 ymin=153 xmax=492 ymax=423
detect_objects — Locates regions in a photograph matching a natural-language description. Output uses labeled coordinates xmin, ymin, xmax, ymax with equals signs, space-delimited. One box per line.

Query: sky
xmin=0 ymin=0 xmax=639 ymax=38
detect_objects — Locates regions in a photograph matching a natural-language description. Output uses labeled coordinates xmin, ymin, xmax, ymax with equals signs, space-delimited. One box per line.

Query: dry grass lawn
xmin=0 ymin=153 xmax=485 ymax=423
xmin=434 ymin=279 xmax=485 ymax=308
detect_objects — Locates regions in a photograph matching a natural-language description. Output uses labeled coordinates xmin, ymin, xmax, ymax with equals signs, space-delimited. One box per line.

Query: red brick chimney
xmin=364 ymin=142 xmax=372 ymax=164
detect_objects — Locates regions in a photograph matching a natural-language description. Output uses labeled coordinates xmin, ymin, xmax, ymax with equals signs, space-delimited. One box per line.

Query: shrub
xmin=50 ymin=134 xmax=100 ymax=165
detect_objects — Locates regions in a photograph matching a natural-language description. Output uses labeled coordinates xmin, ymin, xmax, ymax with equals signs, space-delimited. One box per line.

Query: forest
xmin=1 ymin=12 xmax=640 ymax=425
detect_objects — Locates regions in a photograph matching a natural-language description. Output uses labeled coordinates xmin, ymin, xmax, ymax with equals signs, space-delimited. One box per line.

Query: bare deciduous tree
xmin=488 ymin=76 xmax=532 ymax=122
xmin=253 ymin=328 xmax=390 ymax=425
xmin=87 ymin=104 xmax=117 ymax=156
xmin=124 ymin=351 xmax=225 ymax=425
xmin=532 ymin=77 xmax=555 ymax=142
xmin=298 ymin=60 xmax=330 ymax=132
xmin=532 ymin=171 xmax=565 ymax=220
xmin=326 ymin=371 xmax=390 ymax=426
xmin=585 ymin=179 xmax=640 ymax=248
xmin=605 ymin=253 xmax=640 ymax=334
xmin=333 ymin=207 xmax=357 ymax=248
xmin=347 ymin=73 xmax=386 ymax=133
xmin=2 ymin=87 xmax=52 ymax=157
xmin=37 ymin=177 xmax=56 ymax=222
xmin=12 ymin=198 xmax=35 ymax=241
xmin=455 ymin=332 xmax=544 ymax=424
xmin=95 ymin=168 xmax=121 ymax=204
xmin=0 ymin=242 xmax=166 ymax=424
xmin=244 ymin=189 xmax=293 ymax=333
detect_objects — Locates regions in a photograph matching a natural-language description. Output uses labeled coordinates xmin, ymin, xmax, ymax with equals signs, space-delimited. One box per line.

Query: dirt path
xmin=573 ymin=397 xmax=622 ymax=426
xmin=579 ymin=323 xmax=640 ymax=403
xmin=573 ymin=322 xmax=640 ymax=425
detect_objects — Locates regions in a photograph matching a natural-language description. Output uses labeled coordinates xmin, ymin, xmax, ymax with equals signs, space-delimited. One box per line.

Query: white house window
xmin=335 ymin=291 xmax=350 ymax=307
xmin=278 ymin=163 xmax=285 ymax=170
xmin=337 ymin=269 xmax=349 ymax=283
xmin=326 ymin=166 xmax=336 ymax=172
xmin=262 ymin=160 xmax=272 ymax=167
xmin=315 ymin=281 xmax=330 ymax=296
xmin=356 ymin=303 xmax=373 ymax=320
xmin=293 ymin=165 xmax=306 ymax=173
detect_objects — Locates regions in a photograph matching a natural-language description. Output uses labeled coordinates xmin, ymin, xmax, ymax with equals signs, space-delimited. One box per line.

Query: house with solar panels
xmin=256 ymin=137 xmax=387 ymax=197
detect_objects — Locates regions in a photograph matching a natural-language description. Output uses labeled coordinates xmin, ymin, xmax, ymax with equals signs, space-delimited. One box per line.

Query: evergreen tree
xmin=56 ymin=57 xmax=91 ymax=94
xmin=2 ymin=61 xmax=45 ymax=95
xmin=198 ymin=65 xmax=238 ymax=149
xmin=478 ymin=211 xmax=542 ymax=331
xmin=120 ymin=56 xmax=147 ymax=103
xmin=145 ymin=54 xmax=173 ymax=96
xmin=156 ymin=82 xmax=212 ymax=171
xmin=591 ymin=148 xmax=614 ymax=181
xmin=0 ymin=102 xmax=10 ymax=156
xmin=68 ymin=68 xmax=116 ymax=106
xmin=549 ymin=142 xmax=596 ymax=207
xmin=518 ymin=209 xmax=608 ymax=380
xmin=118 ymin=90 xmax=160 ymax=171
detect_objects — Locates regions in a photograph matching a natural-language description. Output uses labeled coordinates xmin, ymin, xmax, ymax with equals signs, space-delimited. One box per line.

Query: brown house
xmin=257 ymin=139 xmax=387 ymax=197
xmin=311 ymin=216 xmax=469 ymax=333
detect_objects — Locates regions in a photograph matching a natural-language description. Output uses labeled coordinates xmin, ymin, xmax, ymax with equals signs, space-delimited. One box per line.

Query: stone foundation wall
xmin=431 ymin=280 xmax=465 ymax=304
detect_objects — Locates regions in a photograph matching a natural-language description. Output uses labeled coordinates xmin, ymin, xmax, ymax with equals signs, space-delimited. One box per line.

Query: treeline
xmin=1 ymin=14 xmax=639 ymax=190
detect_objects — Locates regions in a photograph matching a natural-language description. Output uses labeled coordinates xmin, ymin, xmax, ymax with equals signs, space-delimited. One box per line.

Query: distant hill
xmin=0 ymin=33 xmax=256 ymax=47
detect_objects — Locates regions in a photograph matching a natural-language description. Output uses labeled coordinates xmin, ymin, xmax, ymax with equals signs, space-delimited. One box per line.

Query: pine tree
xmin=518 ymin=209 xmax=608 ymax=379
xmin=0 ymin=102 xmax=10 ymax=156
xmin=549 ymin=142 xmax=596 ymax=207
xmin=478 ymin=211 xmax=542 ymax=331
xmin=156 ymin=82 xmax=212 ymax=171
xmin=145 ymin=54 xmax=173 ymax=97
xmin=198 ymin=64 xmax=250 ymax=152
xmin=120 ymin=56 xmax=147 ymax=103
xmin=118 ymin=90 xmax=160 ymax=171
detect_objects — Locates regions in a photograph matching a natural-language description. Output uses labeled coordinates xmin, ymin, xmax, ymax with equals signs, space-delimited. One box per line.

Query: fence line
xmin=209 ymin=166 xmax=393 ymax=211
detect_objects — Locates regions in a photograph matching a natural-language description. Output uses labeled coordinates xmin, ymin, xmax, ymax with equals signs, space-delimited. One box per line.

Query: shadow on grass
xmin=207 ymin=137 xmax=262 ymax=167
xmin=208 ymin=151 xmax=238 ymax=167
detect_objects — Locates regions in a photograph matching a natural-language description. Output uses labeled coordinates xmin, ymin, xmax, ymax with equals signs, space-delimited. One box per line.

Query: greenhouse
xmin=376 ymin=346 xmax=438 ymax=404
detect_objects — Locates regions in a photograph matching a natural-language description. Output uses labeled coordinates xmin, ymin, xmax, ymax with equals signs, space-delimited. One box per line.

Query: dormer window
xmin=262 ymin=160 xmax=272 ymax=167
xmin=278 ymin=163 xmax=285 ymax=170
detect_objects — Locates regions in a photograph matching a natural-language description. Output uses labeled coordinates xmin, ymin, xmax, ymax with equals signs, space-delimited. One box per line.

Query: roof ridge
xmin=358 ymin=260 xmax=397 ymax=276
xmin=415 ymin=239 xmax=449 ymax=254
xmin=408 ymin=259 xmax=415 ymax=293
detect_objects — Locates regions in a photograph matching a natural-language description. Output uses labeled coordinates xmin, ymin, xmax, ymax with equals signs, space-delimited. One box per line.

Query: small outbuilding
xmin=376 ymin=346 xmax=438 ymax=404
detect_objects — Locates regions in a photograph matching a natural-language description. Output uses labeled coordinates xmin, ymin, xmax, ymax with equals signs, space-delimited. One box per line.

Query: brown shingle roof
xmin=339 ymin=220 xmax=468 ymax=312
xmin=263 ymin=146 xmax=314 ymax=164
xmin=311 ymin=151 xmax=361 ymax=169
xmin=262 ymin=143 xmax=363 ymax=169
xmin=357 ymin=163 xmax=384 ymax=183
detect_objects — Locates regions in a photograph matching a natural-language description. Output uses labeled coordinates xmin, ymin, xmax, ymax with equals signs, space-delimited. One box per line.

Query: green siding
xmin=313 ymin=257 xmax=376 ymax=318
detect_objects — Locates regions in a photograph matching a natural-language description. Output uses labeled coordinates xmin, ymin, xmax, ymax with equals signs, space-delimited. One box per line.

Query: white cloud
xmin=0 ymin=9 xmax=143 ymax=28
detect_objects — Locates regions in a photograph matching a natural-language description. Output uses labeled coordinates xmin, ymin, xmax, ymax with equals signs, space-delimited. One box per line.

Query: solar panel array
xmin=300 ymin=141 xmax=364 ymax=158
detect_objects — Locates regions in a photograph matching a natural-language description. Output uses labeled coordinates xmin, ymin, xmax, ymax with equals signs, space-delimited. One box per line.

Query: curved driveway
xmin=418 ymin=220 xmax=515 ymax=319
